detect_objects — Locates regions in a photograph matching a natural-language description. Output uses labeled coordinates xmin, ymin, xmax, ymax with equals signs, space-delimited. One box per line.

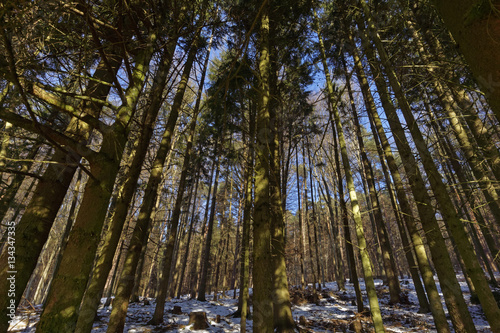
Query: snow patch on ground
xmin=8 ymin=276 xmax=494 ymax=332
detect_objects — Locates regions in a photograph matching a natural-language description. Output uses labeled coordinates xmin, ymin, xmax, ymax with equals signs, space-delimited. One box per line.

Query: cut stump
xmin=188 ymin=311 xmax=210 ymax=330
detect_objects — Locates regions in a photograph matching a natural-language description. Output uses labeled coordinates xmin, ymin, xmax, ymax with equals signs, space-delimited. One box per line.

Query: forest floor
xmin=8 ymin=276 xmax=494 ymax=332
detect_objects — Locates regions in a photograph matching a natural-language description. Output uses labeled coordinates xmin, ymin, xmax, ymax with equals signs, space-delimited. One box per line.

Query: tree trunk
xmin=75 ymin=38 xmax=178 ymax=333
xmin=319 ymin=173 xmax=346 ymax=291
xmin=330 ymin=98 xmax=385 ymax=333
xmin=352 ymin=20 xmax=454 ymax=332
xmin=0 ymin=47 xmax=123 ymax=333
xmin=408 ymin=14 xmax=500 ymax=227
xmin=176 ymin=171 xmax=200 ymax=298
xmin=429 ymin=0 xmax=500 ymax=121
xmin=315 ymin=18 xmax=384 ymax=331
xmin=36 ymin=39 xmax=155 ymax=333
xmin=294 ymin=151 xmax=306 ymax=290
xmin=105 ymin=40 xmax=198 ymax=333
xmin=197 ymin=143 xmax=221 ymax=301
xmin=252 ymin=0 xmax=274 ymax=330
xmin=302 ymin=143 xmax=318 ymax=291
xmin=368 ymin=105 xmax=430 ymax=313
xmin=149 ymin=32 xmax=210 ymax=324
xmin=360 ymin=2 xmax=500 ymax=330
xmin=306 ymin=142 xmax=323 ymax=291
xmin=270 ymin=66 xmax=295 ymax=332
xmin=189 ymin=150 xmax=217 ymax=300
xmin=29 ymin=170 xmax=83 ymax=305
xmin=344 ymin=61 xmax=401 ymax=304
xmin=239 ymin=102 xmax=255 ymax=333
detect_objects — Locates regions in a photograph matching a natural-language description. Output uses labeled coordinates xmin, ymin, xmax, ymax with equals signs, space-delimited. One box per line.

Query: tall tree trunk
xmin=0 ymin=47 xmax=123 ymax=332
xmin=409 ymin=2 xmax=500 ymax=195
xmin=75 ymin=39 xmax=178 ymax=333
xmin=302 ymin=143 xmax=318 ymax=290
xmin=30 ymin=169 xmax=83 ymax=306
xmin=330 ymin=97 xmax=385 ymax=333
xmin=190 ymin=150 xmax=217 ymax=300
xmin=319 ymin=173 xmax=345 ymax=291
xmin=239 ymin=102 xmax=255 ymax=332
xmin=352 ymin=21 xmax=454 ymax=332
xmin=315 ymin=18 xmax=384 ymax=331
xmin=252 ymin=0 xmax=274 ymax=330
xmin=323 ymin=132 xmax=364 ymax=312
xmin=294 ymin=151 xmax=306 ymax=290
xmin=407 ymin=15 xmax=500 ymax=226
xmin=106 ymin=40 xmax=198 ymax=333
xmin=424 ymin=94 xmax=500 ymax=276
xmin=149 ymin=32 xmax=211 ymax=324
xmin=429 ymin=0 xmax=500 ymax=121
xmin=306 ymin=142 xmax=323 ymax=291
xmin=213 ymin=198 xmax=227 ymax=302
xmin=36 ymin=38 xmax=155 ymax=333
xmin=197 ymin=143 xmax=221 ymax=301
xmin=230 ymin=194 xmax=243 ymax=300
xmin=368 ymin=103 xmax=430 ymax=313
xmin=344 ymin=63 xmax=401 ymax=304
xmin=176 ymin=170 xmax=200 ymax=298
xmin=360 ymin=3 xmax=500 ymax=330
xmin=270 ymin=68 xmax=295 ymax=332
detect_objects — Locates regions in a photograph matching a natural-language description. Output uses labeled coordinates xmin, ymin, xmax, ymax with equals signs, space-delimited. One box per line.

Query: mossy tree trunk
xmin=252 ymin=0 xmax=274 ymax=330
xmin=106 ymin=41 xmax=198 ymax=333
xmin=36 ymin=36 xmax=156 ymax=333
xmin=360 ymin=2 xmax=500 ymax=330
xmin=74 ymin=38 xmax=178 ymax=333
xmin=329 ymin=93 xmax=385 ymax=333
xmin=0 ymin=43 xmax=123 ymax=333
xmin=366 ymin=98 xmax=430 ymax=313
xmin=239 ymin=103 xmax=255 ymax=333
xmin=352 ymin=21 xmax=452 ymax=332
xmin=344 ymin=61 xmax=401 ymax=305
xmin=270 ymin=65 xmax=295 ymax=333
xmin=148 ymin=30 xmax=211 ymax=324
xmin=316 ymin=17 xmax=384 ymax=330
xmin=430 ymin=0 xmax=500 ymax=121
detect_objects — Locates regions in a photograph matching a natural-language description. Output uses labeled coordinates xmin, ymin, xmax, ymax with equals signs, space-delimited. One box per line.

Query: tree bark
xmin=197 ymin=143 xmax=221 ymax=301
xmin=429 ymin=0 xmax=500 ymax=121
xmin=75 ymin=38 xmax=178 ymax=333
xmin=252 ymin=0 xmax=275 ymax=330
xmin=37 ymin=37 xmax=155 ymax=333
xmin=316 ymin=16 xmax=383 ymax=330
xmin=352 ymin=21 xmax=450 ymax=331
xmin=105 ymin=40 xmax=198 ymax=333
xmin=238 ymin=101 xmax=255 ymax=333
xmin=344 ymin=62 xmax=401 ymax=304
xmin=360 ymin=2 xmax=500 ymax=330
xmin=149 ymin=32 xmax=210 ymax=324
xmin=0 ymin=46 xmax=123 ymax=333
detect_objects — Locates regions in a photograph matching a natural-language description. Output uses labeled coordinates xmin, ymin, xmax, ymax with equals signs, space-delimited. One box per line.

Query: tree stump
xmin=349 ymin=314 xmax=363 ymax=333
xmin=188 ymin=311 xmax=210 ymax=330
xmin=172 ymin=305 xmax=182 ymax=314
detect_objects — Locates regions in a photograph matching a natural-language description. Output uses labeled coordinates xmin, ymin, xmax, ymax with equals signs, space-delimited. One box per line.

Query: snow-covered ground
xmin=8 ymin=276 xmax=494 ymax=332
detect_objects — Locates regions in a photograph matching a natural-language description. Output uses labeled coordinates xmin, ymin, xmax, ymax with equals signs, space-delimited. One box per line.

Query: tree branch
xmin=0 ymin=167 xmax=43 ymax=180
xmin=0 ymin=108 xmax=97 ymax=158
